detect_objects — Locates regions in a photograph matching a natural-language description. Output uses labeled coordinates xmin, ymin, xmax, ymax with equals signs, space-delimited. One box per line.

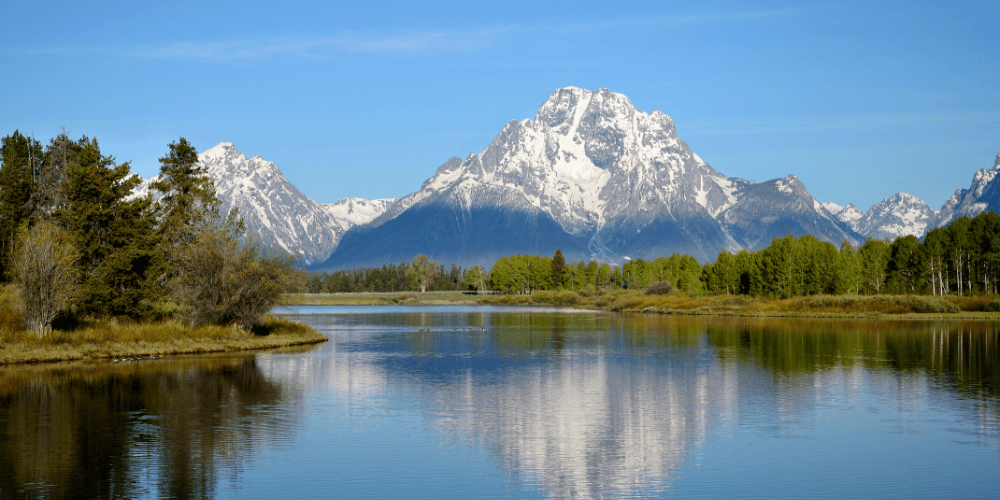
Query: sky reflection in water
xmin=1 ymin=307 xmax=998 ymax=499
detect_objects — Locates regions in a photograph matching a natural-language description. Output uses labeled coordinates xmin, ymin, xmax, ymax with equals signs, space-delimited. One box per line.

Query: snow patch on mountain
xmin=322 ymin=198 xmax=397 ymax=231
xmin=855 ymin=193 xmax=936 ymax=240
xmin=821 ymin=201 xmax=844 ymax=214
xmin=935 ymin=150 xmax=1000 ymax=228
xmin=131 ymin=142 xmax=391 ymax=264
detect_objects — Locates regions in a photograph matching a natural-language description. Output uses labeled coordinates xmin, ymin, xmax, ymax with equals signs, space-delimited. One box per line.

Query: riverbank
xmin=0 ymin=316 xmax=327 ymax=365
xmin=284 ymin=291 xmax=1000 ymax=319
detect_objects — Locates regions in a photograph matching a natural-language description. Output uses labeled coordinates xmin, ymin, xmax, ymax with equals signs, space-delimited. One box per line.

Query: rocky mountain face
xmin=820 ymin=151 xmax=1000 ymax=240
xmin=130 ymin=90 xmax=997 ymax=269
xmin=853 ymin=193 xmax=937 ymax=240
xmin=825 ymin=194 xmax=936 ymax=240
xmin=322 ymin=198 xmax=397 ymax=232
xmin=133 ymin=143 xmax=393 ymax=264
xmin=934 ymin=152 xmax=1000 ymax=229
xmin=316 ymin=87 xmax=862 ymax=270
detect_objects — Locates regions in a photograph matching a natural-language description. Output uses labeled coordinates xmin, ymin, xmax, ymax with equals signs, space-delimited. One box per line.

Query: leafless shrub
xmin=10 ymin=221 xmax=78 ymax=335
xmin=644 ymin=281 xmax=674 ymax=295
xmin=170 ymin=228 xmax=301 ymax=330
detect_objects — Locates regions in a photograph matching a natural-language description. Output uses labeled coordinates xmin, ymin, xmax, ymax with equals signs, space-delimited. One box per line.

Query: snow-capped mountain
xmin=322 ymin=198 xmax=397 ymax=232
xmin=852 ymin=193 xmax=937 ymax=240
xmin=828 ymin=203 xmax=864 ymax=231
xmin=719 ymin=174 xmax=858 ymax=250
xmin=316 ymin=87 xmax=861 ymax=269
xmin=134 ymin=143 xmax=393 ymax=264
xmin=935 ymin=151 xmax=1000 ymax=228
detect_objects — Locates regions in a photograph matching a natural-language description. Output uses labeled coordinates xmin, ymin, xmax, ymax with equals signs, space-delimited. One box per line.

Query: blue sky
xmin=2 ymin=1 xmax=997 ymax=211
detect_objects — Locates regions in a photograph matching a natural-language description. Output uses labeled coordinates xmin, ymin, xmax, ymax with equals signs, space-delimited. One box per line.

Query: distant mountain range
xmin=130 ymin=88 xmax=999 ymax=269
xmin=133 ymin=143 xmax=394 ymax=264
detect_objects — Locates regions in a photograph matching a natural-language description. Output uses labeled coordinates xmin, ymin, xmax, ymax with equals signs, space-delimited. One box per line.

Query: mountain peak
xmin=200 ymin=142 xmax=245 ymax=162
xmin=994 ymin=150 xmax=1000 ymax=170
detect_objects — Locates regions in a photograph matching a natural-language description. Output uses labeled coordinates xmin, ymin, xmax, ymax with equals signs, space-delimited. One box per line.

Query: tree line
xmin=0 ymin=130 xmax=299 ymax=334
xmin=304 ymin=211 xmax=1000 ymax=299
xmin=704 ymin=211 xmax=1000 ymax=298
xmin=305 ymin=255 xmax=471 ymax=293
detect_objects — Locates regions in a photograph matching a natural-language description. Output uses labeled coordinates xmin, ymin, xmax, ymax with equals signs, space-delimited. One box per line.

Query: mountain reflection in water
xmin=1 ymin=309 xmax=998 ymax=499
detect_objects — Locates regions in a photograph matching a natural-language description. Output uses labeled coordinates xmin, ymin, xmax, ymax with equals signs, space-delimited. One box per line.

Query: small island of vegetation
xmin=0 ymin=131 xmax=324 ymax=365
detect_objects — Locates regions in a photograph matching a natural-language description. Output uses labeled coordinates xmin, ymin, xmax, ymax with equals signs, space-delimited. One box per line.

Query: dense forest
xmin=306 ymin=211 xmax=1000 ymax=299
xmin=0 ymin=130 xmax=297 ymax=334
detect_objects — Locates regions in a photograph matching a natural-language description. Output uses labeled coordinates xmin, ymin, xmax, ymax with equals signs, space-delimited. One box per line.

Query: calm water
xmin=1 ymin=306 xmax=998 ymax=499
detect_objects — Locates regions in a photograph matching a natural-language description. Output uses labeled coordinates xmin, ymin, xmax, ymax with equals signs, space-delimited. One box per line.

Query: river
xmin=1 ymin=306 xmax=997 ymax=499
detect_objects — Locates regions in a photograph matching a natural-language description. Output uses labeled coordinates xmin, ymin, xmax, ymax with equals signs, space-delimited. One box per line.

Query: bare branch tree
xmin=170 ymin=226 xmax=301 ymax=329
xmin=10 ymin=221 xmax=78 ymax=335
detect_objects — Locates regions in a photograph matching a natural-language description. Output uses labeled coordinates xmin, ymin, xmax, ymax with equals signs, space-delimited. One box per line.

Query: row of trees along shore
xmin=307 ymin=211 xmax=1000 ymax=299
xmin=0 ymin=130 xmax=300 ymax=335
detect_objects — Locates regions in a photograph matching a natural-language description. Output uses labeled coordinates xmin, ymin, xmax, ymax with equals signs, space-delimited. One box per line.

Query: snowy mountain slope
xmin=196 ymin=143 xmax=348 ymax=264
xmin=853 ymin=193 xmax=936 ymax=240
xmin=322 ymin=198 xmax=396 ymax=231
xmin=831 ymin=203 xmax=864 ymax=231
xmin=316 ymin=87 xmax=862 ymax=269
xmin=132 ymin=143 xmax=392 ymax=264
xmin=935 ymin=151 xmax=1000 ymax=228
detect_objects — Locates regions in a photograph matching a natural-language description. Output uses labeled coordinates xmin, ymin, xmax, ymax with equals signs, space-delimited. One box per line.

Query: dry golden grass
xmin=0 ymin=314 xmax=326 ymax=365
xmin=607 ymin=292 xmax=968 ymax=317
xmin=943 ymin=295 xmax=997 ymax=312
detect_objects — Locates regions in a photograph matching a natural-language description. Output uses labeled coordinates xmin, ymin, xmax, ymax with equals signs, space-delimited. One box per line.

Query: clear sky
xmin=2 ymin=1 xmax=997 ymax=211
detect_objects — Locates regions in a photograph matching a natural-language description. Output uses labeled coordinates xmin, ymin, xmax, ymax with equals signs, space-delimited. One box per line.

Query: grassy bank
xmin=285 ymin=291 xmax=1000 ymax=319
xmin=0 ymin=315 xmax=327 ymax=365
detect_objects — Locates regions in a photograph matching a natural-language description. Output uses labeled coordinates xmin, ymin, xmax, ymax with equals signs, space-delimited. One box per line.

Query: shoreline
xmin=0 ymin=322 xmax=328 ymax=366
xmin=284 ymin=292 xmax=1000 ymax=321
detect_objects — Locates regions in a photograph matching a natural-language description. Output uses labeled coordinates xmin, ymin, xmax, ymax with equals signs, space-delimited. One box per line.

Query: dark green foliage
xmin=34 ymin=131 xmax=85 ymax=219
xmin=305 ymin=261 xmax=470 ymax=293
xmin=53 ymin=138 xmax=161 ymax=318
xmin=551 ymin=249 xmax=566 ymax=289
xmin=152 ymin=138 xmax=219 ymax=248
xmin=0 ymin=131 xmax=43 ymax=280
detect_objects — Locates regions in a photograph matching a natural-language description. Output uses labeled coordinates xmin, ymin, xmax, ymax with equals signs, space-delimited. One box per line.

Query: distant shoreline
xmin=284 ymin=292 xmax=1000 ymax=320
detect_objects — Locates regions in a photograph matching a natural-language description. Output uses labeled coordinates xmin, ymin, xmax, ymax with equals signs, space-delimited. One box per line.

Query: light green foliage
xmin=859 ymin=239 xmax=891 ymax=294
xmin=406 ymin=254 xmax=441 ymax=293
xmin=465 ymin=265 xmax=485 ymax=292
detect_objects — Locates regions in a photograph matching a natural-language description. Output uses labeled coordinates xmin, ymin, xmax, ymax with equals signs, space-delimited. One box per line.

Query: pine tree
xmin=54 ymin=139 xmax=161 ymax=318
xmin=152 ymin=138 xmax=220 ymax=248
xmin=551 ymin=249 xmax=566 ymax=289
xmin=0 ymin=131 xmax=43 ymax=280
xmin=34 ymin=132 xmax=86 ymax=219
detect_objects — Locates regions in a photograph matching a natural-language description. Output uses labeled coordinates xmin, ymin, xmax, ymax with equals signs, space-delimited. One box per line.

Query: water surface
xmin=1 ymin=306 xmax=997 ymax=498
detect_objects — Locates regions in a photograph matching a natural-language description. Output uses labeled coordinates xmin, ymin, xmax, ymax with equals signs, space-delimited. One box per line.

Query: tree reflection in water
xmin=0 ymin=356 xmax=299 ymax=499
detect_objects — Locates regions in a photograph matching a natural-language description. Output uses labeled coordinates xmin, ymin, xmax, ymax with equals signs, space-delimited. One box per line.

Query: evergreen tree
xmin=0 ymin=131 xmax=43 ymax=280
xmin=152 ymin=138 xmax=220 ymax=248
xmin=33 ymin=131 xmax=84 ymax=219
xmin=54 ymin=139 xmax=160 ymax=318
xmin=551 ymin=249 xmax=566 ymax=289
